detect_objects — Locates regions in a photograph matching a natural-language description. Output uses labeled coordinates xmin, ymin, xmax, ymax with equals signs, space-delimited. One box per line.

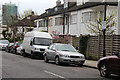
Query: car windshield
xmin=33 ymin=37 xmax=52 ymax=46
xmin=0 ymin=40 xmax=9 ymax=44
xmin=9 ymin=43 xmax=14 ymax=46
xmin=56 ymin=44 xmax=77 ymax=52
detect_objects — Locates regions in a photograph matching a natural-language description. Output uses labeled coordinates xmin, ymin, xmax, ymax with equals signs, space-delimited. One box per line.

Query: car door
xmin=50 ymin=45 xmax=57 ymax=61
xmin=47 ymin=44 xmax=56 ymax=61
xmin=108 ymin=56 xmax=120 ymax=75
xmin=116 ymin=56 xmax=120 ymax=75
xmin=46 ymin=44 xmax=53 ymax=59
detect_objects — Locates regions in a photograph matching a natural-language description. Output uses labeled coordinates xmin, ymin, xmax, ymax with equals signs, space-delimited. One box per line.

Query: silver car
xmin=43 ymin=43 xmax=85 ymax=66
xmin=0 ymin=40 xmax=9 ymax=50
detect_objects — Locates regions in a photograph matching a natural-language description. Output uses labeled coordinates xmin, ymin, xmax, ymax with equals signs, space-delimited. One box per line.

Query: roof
xmin=35 ymin=4 xmax=65 ymax=20
xmin=35 ymin=1 xmax=118 ymax=20
xmin=15 ymin=15 xmax=39 ymax=27
xmin=25 ymin=31 xmax=53 ymax=39
xmin=67 ymin=2 xmax=118 ymax=12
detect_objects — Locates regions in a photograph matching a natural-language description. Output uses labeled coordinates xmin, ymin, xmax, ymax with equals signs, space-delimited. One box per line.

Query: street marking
xmin=44 ymin=70 xmax=65 ymax=79
xmin=72 ymin=69 xmax=79 ymax=72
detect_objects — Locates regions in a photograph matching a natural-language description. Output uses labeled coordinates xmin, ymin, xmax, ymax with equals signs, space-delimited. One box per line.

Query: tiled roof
xmin=15 ymin=15 xmax=38 ymax=27
xmin=35 ymin=1 xmax=118 ymax=20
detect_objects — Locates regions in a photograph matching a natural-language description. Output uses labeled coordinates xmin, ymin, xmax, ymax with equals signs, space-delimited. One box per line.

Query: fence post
xmin=98 ymin=35 xmax=100 ymax=59
xmin=86 ymin=37 xmax=89 ymax=59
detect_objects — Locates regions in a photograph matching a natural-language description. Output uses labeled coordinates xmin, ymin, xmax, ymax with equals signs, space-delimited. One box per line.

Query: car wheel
xmin=55 ymin=57 xmax=61 ymax=65
xmin=13 ymin=50 xmax=16 ymax=54
xmin=100 ymin=63 xmax=110 ymax=77
xmin=44 ymin=55 xmax=49 ymax=63
xmin=31 ymin=51 xmax=35 ymax=59
xmin=5 ymin=48 xmax=7 ymax=52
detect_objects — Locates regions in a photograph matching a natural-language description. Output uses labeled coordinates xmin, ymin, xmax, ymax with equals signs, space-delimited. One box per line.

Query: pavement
xmin=84 ymin=60 xmax=98 ymax=69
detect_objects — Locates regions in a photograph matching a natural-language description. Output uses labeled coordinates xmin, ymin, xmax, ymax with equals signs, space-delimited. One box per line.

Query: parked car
xmin=5 ymin=43 xmax=14 ymax=52
xmin=16 ymin=44 xmax=23 ymax=55
xmin=0 ymin=40 xmax=9 ymax=50
xmin=43 ymin=43 xmax=85 ymax=66
xmin=11 ymin=42 xmax=22 ymax=54
xmin=22 ymin=31 xmax=53 ymax=59
xmin=98 ymin=52 xmax=120 ymax=77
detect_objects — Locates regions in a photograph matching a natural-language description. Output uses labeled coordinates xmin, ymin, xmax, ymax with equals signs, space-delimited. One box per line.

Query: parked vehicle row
xmin=5 ymin=43 xmax=14 ymax=52
xmin=1 ymin=31 xmax=120 ymax=78
xmin=5 ymin=42 xmax=22 ymax=54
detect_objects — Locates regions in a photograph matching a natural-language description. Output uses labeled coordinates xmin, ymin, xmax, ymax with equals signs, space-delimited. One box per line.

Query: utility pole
xmin=103 ymin=0 xmax=106 ymax=57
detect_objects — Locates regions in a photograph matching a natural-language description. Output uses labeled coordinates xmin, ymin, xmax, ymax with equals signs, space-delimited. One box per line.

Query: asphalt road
xmin=1 ymin=51 xmax=120 ymax=80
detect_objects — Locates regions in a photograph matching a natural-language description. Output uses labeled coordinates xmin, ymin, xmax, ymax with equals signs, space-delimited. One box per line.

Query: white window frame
xmin=48 ymin=18 xmax=53 ymax=26
xmin=82 ymin=11 xmax=97 ymax=23
xmin=55 ymin=17 xmax=63 ymax=26
xmin=71 ymin=14 xmax=77 ymax=24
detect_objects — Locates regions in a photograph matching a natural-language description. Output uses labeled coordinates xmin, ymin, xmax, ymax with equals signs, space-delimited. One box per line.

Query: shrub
xmin=79 ymin=35 xmax=89 ymax=57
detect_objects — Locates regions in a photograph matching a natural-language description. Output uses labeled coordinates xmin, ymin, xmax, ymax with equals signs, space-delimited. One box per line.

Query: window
xmin=71 ymin=14 xmax=77 ymax=24
xmin=48 ymin=18 xmax=53 ymax=26
xmin=35 ymin=21 xmax=37 ymax=26
xmin=33 ymin=37 xmax=52 ymax=46
xmin=100 ymin=11 xmax=104 ymax=18
xmin=65 ymin=17 xmax=68 ymax=25
xmin=39 ymin=20 xmax=45 ymax=27
xmin=55 ymin=17 xmax=63 ymax=25
xmin=64 ymin=1 xmax=68 ymax=8
xmin=49 ymin=44 xmax=53 ymax=50
xmin=82 ymin=11 xmax=97 ymax=23
xmin=55 ymin=8 xmax=58 ymax=11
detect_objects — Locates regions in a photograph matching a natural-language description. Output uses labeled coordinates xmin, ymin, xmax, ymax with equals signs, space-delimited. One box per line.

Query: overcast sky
xmin=0 ymin=0 xmax=63 ymax=15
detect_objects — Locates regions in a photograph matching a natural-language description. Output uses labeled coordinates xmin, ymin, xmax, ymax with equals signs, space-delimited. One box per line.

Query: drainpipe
xmin=46 ymin=18 xmax=48 ymax=32
xmin=63 ymin=13 xmax=65 ymax=35
xmin=67 ymin=15 xmax=69 ymax=34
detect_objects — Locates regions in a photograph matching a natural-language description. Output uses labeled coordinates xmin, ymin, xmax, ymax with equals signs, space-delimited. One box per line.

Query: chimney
xmin=31 ymin=11 xmax=35 ymax=15
xmin=56 ymin=0 xmax=61 ymax=6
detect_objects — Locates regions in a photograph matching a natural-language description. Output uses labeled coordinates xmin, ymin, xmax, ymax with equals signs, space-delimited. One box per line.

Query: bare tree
xmin=87 ymin=13 xmax=116 ymax=35
xmin=20 ymin=9 xmax=37 ymax=19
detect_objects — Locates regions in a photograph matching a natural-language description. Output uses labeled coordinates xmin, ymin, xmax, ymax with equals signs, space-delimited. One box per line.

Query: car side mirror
xmin=30 ymin=41 xmax=33 ymax=46
xmin=47 ymin=47 xmax=49 ymax=49
xmin=52 ymin=48 xmax=56 ymax=51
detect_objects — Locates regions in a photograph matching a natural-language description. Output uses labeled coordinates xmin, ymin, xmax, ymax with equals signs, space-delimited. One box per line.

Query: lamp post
xmin=103 ymin=0 xmax=107 ymax=57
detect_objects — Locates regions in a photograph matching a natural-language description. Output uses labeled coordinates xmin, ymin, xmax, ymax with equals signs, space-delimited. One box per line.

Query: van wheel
xmin=31 ymin=51 xmax=35 ymax=59
xmin=100 ymin=63 xmax=110 ymax=77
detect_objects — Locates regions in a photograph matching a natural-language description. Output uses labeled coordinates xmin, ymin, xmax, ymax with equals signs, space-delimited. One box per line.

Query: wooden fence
xmin=72 ymin=35 xmax=120 ymax=60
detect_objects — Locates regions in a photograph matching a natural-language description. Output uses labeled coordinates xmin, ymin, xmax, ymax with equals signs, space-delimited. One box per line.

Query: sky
xmin=0 ymin=0 xmax=63 ymax=15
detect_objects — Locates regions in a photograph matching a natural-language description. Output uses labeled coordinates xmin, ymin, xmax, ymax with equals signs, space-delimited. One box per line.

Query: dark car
xmin=98 ymin=52 xmax=120 ymax=77
xmin=11 ymin=42 xmax=22 ymax=54
xmin=5 ymin=43 xmax=14 ymax=52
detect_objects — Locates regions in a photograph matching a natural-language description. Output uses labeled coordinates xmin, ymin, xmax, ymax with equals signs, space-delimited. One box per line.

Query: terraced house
xmin=34 ymin=0 xmax=118 ymax=36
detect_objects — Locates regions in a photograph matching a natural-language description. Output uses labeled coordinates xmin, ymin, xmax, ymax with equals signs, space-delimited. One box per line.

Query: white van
xmin=22 ymin=31 xmax=53 ymax=59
